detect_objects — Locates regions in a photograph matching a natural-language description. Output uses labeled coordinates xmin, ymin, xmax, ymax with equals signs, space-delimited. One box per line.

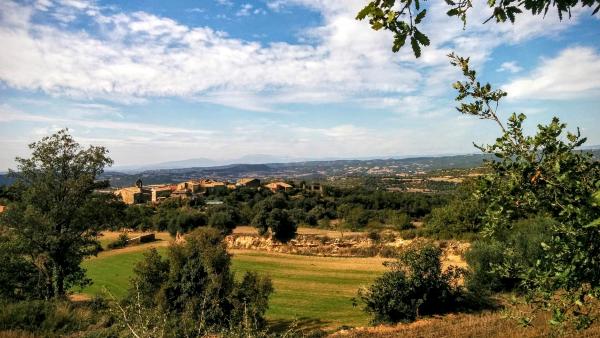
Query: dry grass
xmin=329 ymin=310 xmax=600 ymax=338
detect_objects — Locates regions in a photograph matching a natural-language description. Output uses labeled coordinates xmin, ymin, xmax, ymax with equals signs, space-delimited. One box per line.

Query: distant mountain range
xmin=2 ymin=148 xmax=599 ymax=188
xmin=110 ymin=152 xmax=484 ymax=173
xmin=111 ymin=154 xmax=312 ymax=172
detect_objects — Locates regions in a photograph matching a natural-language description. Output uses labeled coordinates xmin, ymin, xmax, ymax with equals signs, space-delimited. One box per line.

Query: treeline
xmin=112 ymin=185 xmax=449 ymax=239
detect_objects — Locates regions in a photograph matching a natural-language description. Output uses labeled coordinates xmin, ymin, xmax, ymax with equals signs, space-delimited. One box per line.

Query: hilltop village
xmin=113 ymin=177 xmax=306 ymax=205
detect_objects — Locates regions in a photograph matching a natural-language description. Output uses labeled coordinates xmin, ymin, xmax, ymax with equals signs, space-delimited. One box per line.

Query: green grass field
xmin=79 ymin=247 xmax=388 ymax=330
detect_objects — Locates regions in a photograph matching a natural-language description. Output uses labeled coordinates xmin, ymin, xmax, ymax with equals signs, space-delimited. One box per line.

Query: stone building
xmin=236 ymin=178 xmax=261 ymax=188
xmin=304 ymin=182 xmax=324 ymax=194
xmin=151 ymin=185 xmax=175 ymax=203
xmin=115 ymin=179 xmax=151 ymax=204
xmin=199 ymin=179 xmax=227 ymax=193
xmin=176 ymin=180 xmax=202 ymax=194
xmin=265 ymin=181 xmax=293 ymax=193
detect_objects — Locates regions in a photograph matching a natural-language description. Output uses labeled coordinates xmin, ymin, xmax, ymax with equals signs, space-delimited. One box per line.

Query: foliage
xmin=358 ymin=241 xmax=464 ymax=323
xmin=229 ymin=272 xmax=274 ymax=331
xmin=251 ymin=195 xmax=297 ymax=243
xmin=357 ymin=0 xmax=600 ymax=57
xmin=124 ymin=228 xmax=274 ymax=336
xmin=378 ymin=209 xmax=413 ymax=230
xmin=127 ymin=248 xmax=169 ymax=308
xmin=0 ymin=233 xmax=44 ymax=301
xmin=338 ymin=204 xmax=370 ymax=230
xmin=124 ymin=205 xmax=154 ymax=231
xmin=157 ymin=207 xmax=206 ymax=236
xmin=450 ymin=55 xmax=600 ymax=328
xmin=0 ymin=129 xmax=119 ymax=298
xmin=207 ymin=205 xmax=238 ymax=235
xmin=0 ymin=300 xmax=108 ymax=335
xmin=107 ymin=233 xmax=130 ymax=250
xmin=464 ymin=216 xmax=554 ymax=294
xmin=425 ymin=180 xmax=483 ymax=239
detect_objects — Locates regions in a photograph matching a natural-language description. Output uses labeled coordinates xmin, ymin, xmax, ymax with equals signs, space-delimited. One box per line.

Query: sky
xmin=0 ymin=0 xmax=599 ymax=169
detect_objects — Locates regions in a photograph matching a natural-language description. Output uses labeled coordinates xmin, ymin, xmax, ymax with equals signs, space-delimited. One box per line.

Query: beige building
xmin=199 ymin=179 xmax=227 ymax=193
xmin=177 ymin=180 xmax=202 ymax=193
xmin=151 ymin=185 xmax=175 ymax=203
xmin=236 ymin=178 xmax=261 ymax=188
xmin=0 ymin=205 xmax=6 ymax=213
xmin=305 ymin=182 xmax=324 ymax=194
xmin=265 ymin=181 xmax=293 ymax=193
xmin=115 ymin=186 xmax=151 ymax=205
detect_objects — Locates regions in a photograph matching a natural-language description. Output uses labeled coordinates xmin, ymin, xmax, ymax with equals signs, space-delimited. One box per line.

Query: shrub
xmin=127 ymin=248 xmax=169 ymax=307
xmin=0 ymin=300 xmax=101 ymax=335
xmin=359 ymin=242 xmax=464 ymax=323
xmin=229 ymin=272 xmax=274 ymax=330
xmin=425 ymin=198 xmax=482 ymax=239
xmin=208 ymin=210 xmax=236 ymax=235
xmin=106 ymin=233 xmax=129 ymax=249
xmin=252 ymin=206 xmax=297 ymax=243
xmin=0 ymin=234 xmax=44 ymax=301
xmin=465 ymin=215 xmax=554 ymax=294
xmin=125 ymin=228 xmax=274 ymax=335
xmin=367 ymin=230 xmax=381 ymax=242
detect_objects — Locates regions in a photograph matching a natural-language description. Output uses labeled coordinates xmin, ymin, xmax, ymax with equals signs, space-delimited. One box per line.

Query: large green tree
xmin=357 ymin=0 xmax=600 ymax=57
xmin=0 ymin=129 xmax=116 ymax=298
xmin=449 ymin=54 xmax=600 ymax=328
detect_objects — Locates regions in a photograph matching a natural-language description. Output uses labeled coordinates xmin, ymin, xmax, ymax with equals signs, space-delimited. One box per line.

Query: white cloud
xmin=236 ymin=4 xmax=265 ymax=16
xmin=503 ymin=47 xmax=600 ymax=100
xmin=497 ymin=61 xmax=522 ymax=73
xmin=216 ymin=0 xmax=233 ymax=7
xmin=0 ymin=0 xmax=587 ymax=115
xmin=0 ymin=104 xmax=214 ymax=137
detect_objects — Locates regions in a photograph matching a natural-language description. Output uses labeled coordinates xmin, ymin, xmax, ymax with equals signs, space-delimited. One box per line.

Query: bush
xmin=465 ymin=215 xmax=554 ymax=294
xmin=359 ymin=242 xmax=464 ymax=323
xmin=229 ymin=272 xmax=274 ymax=330
xmin=207 ymin=210 xmax=236 ymax=235
xmin=106 ymin=233 xmax=129 ymax=249
xmin=0 ymin=235 xmax=44 ymax=301
xmin=252 ymin=199 xmax=297 ymax=243
xmin=367 ymin=230 xmax=381 ymax=242
xmin=0 ymin=300 xmax=101 ymax=335
xmin=125 ymin=228 xmax=274 ymax=335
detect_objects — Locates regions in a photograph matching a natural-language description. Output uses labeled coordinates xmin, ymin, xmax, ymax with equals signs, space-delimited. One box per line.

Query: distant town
xmin=110 ymin=177 xmax=319 ymax=205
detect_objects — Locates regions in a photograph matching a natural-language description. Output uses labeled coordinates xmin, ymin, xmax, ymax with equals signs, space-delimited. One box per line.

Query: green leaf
xmin=415 ymin=9 xmax=426 ymax=24
xmin=392 ymin=33 xmax=407 ymax=52
xmin=447 ymin=8 xmax=460 ymax=16
xmin=356 ymin=5 xmax=372 ymax=20
xmin=410 ymin=36 xmax=421 ymax=58
xmin=371 ymin=21 xmax=384 ymax=30
xmin=414 ymin=29 xmax=430 ymax=46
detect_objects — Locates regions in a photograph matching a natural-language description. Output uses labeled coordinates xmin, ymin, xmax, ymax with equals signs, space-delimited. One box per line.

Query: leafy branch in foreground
xmin=357 ymin=0 xmax=600 ymax=57
xmin=449 ymin=54 xmax=600 ymax=330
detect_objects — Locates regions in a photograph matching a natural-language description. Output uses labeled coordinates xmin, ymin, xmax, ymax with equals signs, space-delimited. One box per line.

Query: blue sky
xmin=0 ymin=0 xmax=599 ymax=169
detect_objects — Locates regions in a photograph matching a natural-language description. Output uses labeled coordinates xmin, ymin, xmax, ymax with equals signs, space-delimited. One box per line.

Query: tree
xmin=251 ymin=195 xmax=297 ymax=243
xmin=0 ymin=129 xmax=115 ymax=298
xmin=357 ymin=0 xmax=600 ymax=57
xmin=449 ymin=55 xmax=600 ymax=328
xmin=207 ymin=205 xmax=238 ymax=235
xmin=127 ymin=248 xmax=170 ymax=307
xmin=124 ymin=204 xmax=155 ymax=231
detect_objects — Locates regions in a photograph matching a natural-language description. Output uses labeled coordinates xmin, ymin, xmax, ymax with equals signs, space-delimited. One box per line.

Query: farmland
xmin=79 ymin=240 xmax=389 ymax=330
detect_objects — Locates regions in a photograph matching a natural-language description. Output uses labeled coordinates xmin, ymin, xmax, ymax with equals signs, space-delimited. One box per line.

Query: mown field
xmin=79 ymin=244 xmax=389 ymax=330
